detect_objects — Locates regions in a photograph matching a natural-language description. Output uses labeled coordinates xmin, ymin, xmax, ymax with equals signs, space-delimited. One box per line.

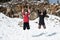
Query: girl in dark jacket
xmin=38 ymin=9 xmax=49 ymax=29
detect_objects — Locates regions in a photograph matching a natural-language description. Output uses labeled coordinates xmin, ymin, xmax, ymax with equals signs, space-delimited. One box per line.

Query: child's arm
xmin=37 ymin=10 xmax=41 ymax=17
xmin=44 ymin=10 xmax=49 ymax=18
xmin=28 ymin=6 xmax=30 ymax=13
xmin=28 ymin=6 xmax=30 ymax=17
xmin=45 ymin=15 xmax=49 ymax=18
xmin=22 ymin=6 xmax=24 ymax=13
xmin=22 ymin=6 xmax=24 ymax=17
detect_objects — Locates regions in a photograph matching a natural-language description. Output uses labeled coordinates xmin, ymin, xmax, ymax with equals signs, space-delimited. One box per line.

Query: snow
xmin=0 ymin=12 xmax=60 ymax=40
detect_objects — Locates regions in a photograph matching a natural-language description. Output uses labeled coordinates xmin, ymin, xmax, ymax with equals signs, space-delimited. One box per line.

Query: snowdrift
xmin=0 ymin=13 xmax=60 ymax=40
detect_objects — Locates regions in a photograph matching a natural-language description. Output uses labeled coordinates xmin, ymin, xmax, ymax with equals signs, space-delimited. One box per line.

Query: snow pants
xmin=23 ymin=22 xmax=30 ymax=30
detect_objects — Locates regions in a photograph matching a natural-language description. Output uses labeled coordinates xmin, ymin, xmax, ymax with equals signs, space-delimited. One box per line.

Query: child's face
xmin=40 ymin=12 xmax=43 ymax=15
xmin=40 ymin=10 xmax=43 ymax=15
xmin=25 ymin=12 xmax=27 ymax=15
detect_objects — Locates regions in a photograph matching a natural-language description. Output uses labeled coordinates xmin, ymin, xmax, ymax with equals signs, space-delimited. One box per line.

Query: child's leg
xmin=38 ymin=25 xmax=41 ymax=29
xmin=39 ymin=22 xmax=41 ymax=29
xmin=23 ymin=23 xmax=27 ymax=30
xmin=27 ymin=23 xmax=30 ymax=30
xmin=43 ymin=24 xmax=46 ymax=29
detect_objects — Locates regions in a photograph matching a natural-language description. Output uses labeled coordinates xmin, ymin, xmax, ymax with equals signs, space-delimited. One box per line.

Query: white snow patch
xmin=0 ymin=13 xmax=60 ymax=40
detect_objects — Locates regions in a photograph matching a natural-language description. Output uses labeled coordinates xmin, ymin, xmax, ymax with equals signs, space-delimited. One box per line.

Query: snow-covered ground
xmin=0 ymin=13 xmax=60 ymax=40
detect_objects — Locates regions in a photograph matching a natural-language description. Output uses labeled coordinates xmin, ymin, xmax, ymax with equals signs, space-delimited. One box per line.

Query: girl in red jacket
xmin=22 ymin=6 xmax=30 ymax=30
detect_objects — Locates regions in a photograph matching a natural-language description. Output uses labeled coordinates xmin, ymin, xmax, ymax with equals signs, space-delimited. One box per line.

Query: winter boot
xmin=43 ymin=25 xmax=46 ymax=29
xmin=38 ymin=25 xmax=41 ymax=29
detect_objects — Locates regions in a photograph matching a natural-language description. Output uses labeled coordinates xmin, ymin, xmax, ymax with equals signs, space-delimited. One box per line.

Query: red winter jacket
xmin=22 ymin=11 xmax=30 ymax=23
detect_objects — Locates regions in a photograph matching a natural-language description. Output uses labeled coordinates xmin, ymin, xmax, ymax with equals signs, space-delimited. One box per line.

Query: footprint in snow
xmin=32 ymin=32 xmax=57 ymax=37
xmin=32 ymin=33 xmax=46 ymax=37
xmin=0 ymin=37 xmax=3 ymax=39
xmin=46 ymin=32 xmax=57 ymax=37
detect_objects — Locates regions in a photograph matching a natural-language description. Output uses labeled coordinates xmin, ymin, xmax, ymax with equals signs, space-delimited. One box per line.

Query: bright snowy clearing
xmin=0 ymin=13 xmax=60 ymax=40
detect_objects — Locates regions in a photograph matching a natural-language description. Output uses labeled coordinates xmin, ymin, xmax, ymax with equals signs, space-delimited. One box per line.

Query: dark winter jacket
xmin=38 ymin=10 xmax=48 ymax=25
